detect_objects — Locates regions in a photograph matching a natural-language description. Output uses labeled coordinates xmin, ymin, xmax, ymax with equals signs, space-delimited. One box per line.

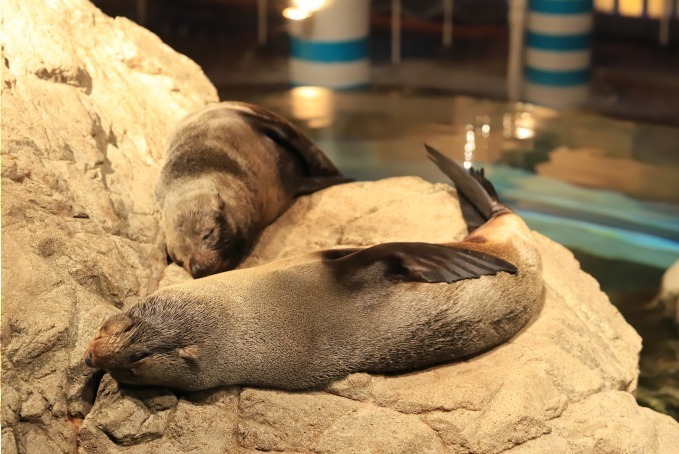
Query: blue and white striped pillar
xmin=524 ymin=0 xmax=593 ymax=107
xmin=287 ymin=0 xmax=370 ymax=89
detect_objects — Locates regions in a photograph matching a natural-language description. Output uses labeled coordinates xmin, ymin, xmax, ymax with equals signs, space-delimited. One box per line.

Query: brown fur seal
xmin=156 ymin=101 xmax=350 ymax=278
xmin=86 ymin=144 xmax=543 ymax=391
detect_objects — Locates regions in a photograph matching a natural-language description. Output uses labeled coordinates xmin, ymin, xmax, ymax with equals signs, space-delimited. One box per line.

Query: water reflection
xmin=502 ymin=109 xmax=535 ymax=140
xmin=464 ymin=124 xmax=474 ymax=169
xmin=290 ymin=86 xmax=335 ymax=129
xmin=463 ymin=115 xmax=493 ymax=169
xmin=234 ymin=87 xmax=679 ymax=269
xmin=536 ymin=146 xmax=679 ymax=204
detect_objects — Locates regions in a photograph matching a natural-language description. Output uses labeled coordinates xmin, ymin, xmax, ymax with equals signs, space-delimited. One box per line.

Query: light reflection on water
xmin=222 ymin=86 xmax=679 ymax=418
xmin=270 ymin=88 xmax=679 ymax=267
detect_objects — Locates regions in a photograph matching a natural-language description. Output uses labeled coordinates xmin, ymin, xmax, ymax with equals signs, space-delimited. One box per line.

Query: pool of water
xmin=221 ymin=86 xmax=679 ymax=418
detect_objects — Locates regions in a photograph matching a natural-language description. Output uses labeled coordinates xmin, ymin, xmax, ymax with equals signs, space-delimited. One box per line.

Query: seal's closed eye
xmin=202 ymin=228 xmax=215 ymax=241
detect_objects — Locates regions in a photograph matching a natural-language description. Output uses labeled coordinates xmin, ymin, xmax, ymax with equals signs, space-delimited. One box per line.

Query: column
xmin=287 ymin=0 xmax=370 ymax=89
xmin=524 ymin=0 xmax=593 ymax=107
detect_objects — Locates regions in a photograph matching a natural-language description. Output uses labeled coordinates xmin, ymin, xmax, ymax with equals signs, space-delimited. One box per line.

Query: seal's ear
xmin=100 ymin=313 xmax=134 ymax=336
xmin=178 ymin=345 xmax=199 ymax=361
xmin=212 ymin=192 xmax=225 ymax=211
xmin=322 ymin=242 xmax=517 ymax=285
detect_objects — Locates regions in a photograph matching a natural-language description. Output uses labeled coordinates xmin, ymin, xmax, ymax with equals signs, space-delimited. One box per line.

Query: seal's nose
xmin=85 ymin=351 xmax=93 ymax=367
xmin=190 ymin=263 xmax=207 ymax=278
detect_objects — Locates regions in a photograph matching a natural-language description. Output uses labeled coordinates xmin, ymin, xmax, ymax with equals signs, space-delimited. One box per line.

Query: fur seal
xmin=86 ymin=144 xmax=543 ymax=391
xmin=155 ymin=101 xmax=350 ymax=278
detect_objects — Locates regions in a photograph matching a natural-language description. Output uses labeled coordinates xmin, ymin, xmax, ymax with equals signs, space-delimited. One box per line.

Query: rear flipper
xmin=425 ymin=144 xmax=510 ymax=232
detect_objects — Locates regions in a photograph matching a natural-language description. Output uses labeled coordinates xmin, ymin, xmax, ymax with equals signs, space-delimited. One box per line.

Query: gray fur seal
xmin=155 ymin=101 xmax=350 ymax=278
xmin=86 ymin=144 xmax=543 ymax=391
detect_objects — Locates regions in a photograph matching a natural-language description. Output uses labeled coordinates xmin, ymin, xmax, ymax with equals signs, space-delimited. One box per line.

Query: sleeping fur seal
xmin=86 ymin=144 xmax=543 ymax=391
xmin=156 ymin=101 xmax=350 ymax=278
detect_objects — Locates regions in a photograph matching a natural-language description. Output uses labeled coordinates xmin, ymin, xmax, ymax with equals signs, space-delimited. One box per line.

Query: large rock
xmin=1 ymin=0 xmax=217 ymax=452
xmin=2 ymin=0 xmax=678 ymax=453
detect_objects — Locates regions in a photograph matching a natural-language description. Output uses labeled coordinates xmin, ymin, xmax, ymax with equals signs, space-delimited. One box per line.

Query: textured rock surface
xmin=1 ymin=0 xmax=217 ymax=452
xmin=3 ymin=0 xmax=679 ymax=453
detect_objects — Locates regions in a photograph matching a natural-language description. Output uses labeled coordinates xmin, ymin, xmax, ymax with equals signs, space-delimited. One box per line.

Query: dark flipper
xmin=322 ymin=242 xmax=517 ymax=285
xmin=424 ymin=144 xmax=509 ymax=232
xmin=294 ymin=176 xmax=355 ymax=197
xmin=224 ymin=101 xmax=343 ymax=177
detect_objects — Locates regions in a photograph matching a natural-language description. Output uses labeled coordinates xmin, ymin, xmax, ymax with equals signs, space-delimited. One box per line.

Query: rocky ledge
xmin=2 ymin=0 xmax=679 ymax=453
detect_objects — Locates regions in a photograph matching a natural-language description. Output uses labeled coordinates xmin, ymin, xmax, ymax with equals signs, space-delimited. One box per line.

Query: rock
xmin=1 ymin=0 xmax=216 ymax=451
xmin=3 ymin=0 xmax=679 ymax=452
xmin=20 ymin=393 xmax=49 ymax=423
xmin=158 ymin=263 xmax=192 ymax=289
xmin=313 ymin=406 xmax=447 ymax=453
xmin=510 ymin=391 xmax=679 ymax=453
xmin=78 ymin=386 xmax=240 ymax=453
xmin=237 ymin=389 xmax=360 ymax=451
xmin=79 ymin=375 xmax=175 ymax=446
xmin=1 ymin=384 xmax=21 ymax=426
xmin=1 ymin=429 xmax=19 ymax=454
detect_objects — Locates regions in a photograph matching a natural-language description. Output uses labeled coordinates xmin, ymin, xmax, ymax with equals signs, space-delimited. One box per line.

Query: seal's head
xmin=84 ymin=297 xmax=209 ymax=390
xmin=163 ymin=191 xmax=246 ymax=278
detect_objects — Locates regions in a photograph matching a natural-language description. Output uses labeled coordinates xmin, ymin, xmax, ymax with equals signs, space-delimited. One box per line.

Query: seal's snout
xmin=190 ymin=262 xmax=208 ymax=279
xmin=84 ymin=345 xmax=100 ymax=368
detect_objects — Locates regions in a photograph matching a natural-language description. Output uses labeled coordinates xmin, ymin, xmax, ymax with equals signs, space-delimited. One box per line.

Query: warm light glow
xmin=465 ymin=130 xmax=475 ymax=142
xmin=291 ymin=86 xmax=334 ymax=129
xmin=515 ymin=127 xmax=534 ymax=140
xmin=481 ymin=123 xmax=490 ymax=137
xmin=503 ymin=113 xmax=513 ymax=139
xmin=597 ymin=0 xmax=667 ymax=18
xmin=464 ymin=124 xmax=475 ymax=168
xmin=293 ymin=86 xmax=328 ymax=99
xmin=503 ymin=110 xmax=535 ymax=140
xmin=594 ymin=0 xmax=616 ymax=14
xmin=646 ymin=0 xmax=667 ymax=18
xmin=617 ymin=0 xmax=643 ymax=17
xmin=284 ymin=0 xmax=329 ymax=20
xmin=283 ymin=7 xmax=310 ymax=20
xmin=292 ymin=0 xmax=326 ymax=12
xmin=514 ymin=112 xmax=535 ymax=140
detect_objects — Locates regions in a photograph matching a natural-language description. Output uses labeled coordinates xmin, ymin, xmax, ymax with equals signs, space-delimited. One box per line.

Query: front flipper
xmin=322 ymin=242 xmax=517 ymax=284
xmin=223 ymin=101 xmax=343 ymax=177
